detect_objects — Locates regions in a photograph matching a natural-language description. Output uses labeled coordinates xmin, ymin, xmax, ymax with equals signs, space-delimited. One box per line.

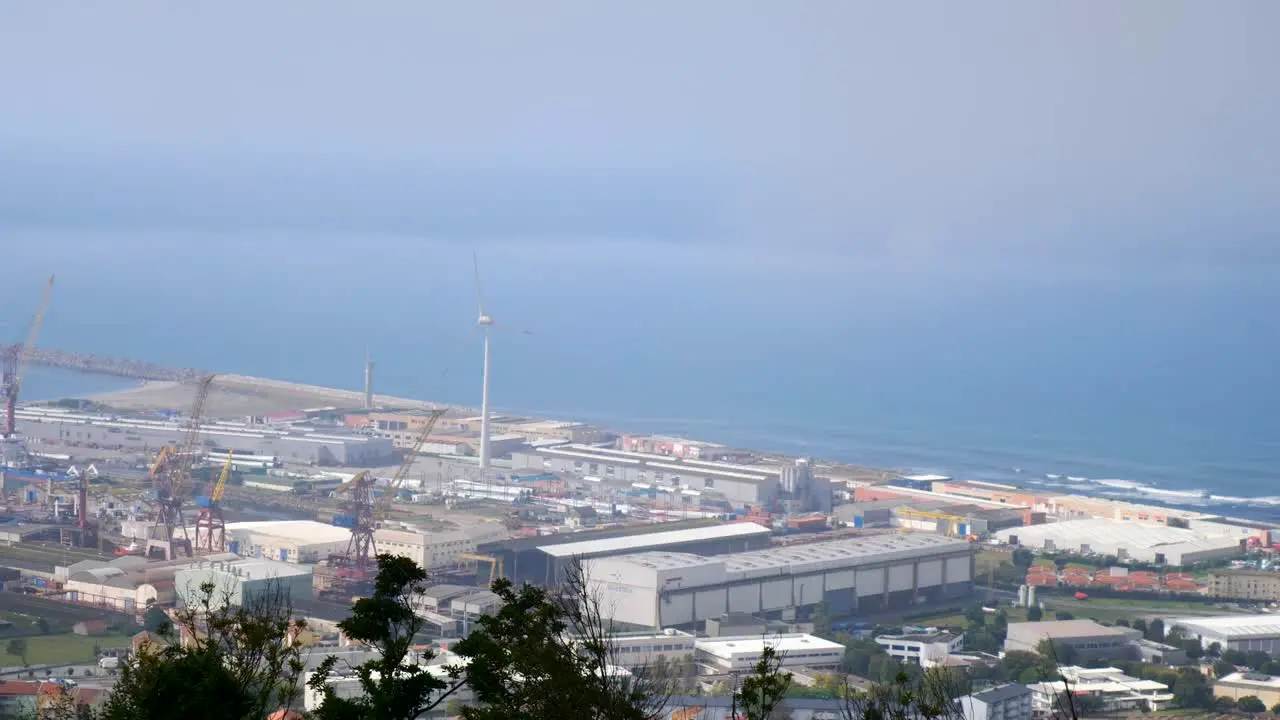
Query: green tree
xmin=1026 ymin=605 xmax=1043 ymax=622
xmin=36 ymin=617 xmax=50 ymax=635
xmin=98 ymin=579 xmax=306 ymax=720
xmin=1036 ymin=638 xmax=1079 ymax=666
xmin=1147 ymin=618 xmax=1165 ymax=641
xmin=142 ymin=606 xmax=171 ymax=634
xmin=839 ymin=667 xmax=969 ymax=720
xmin=1182 ymin=637 xmax=1203 ymax=660
xmin=1017 ymin=667 xmax=1042 ymax=684
xmin=6 ymin=638 xmax=28 ymax=666
xmin=1133 ymin=618 xmax=1148 ymax=636
xmin=1269 ymin=700 xmax=1280 ymax=714
xmin=1011 ymin=548 xmax=1034 ymax=569
xmin=964 ymin=604 xmax=987 ymax=627
xmin=452 ymin=560 xmax=671 ymax=720
xmin=1115 ymin=618 xmax=1130 ymax=627
xmin=1172 ymin=668 xmax=1214 ymax=709
xmin=1214 ymin=660 xmax=1237 ymax=678
xmin=309 ymin=555 xmax=460 ymax=720
xmin=1246 ymin=651 xmax=1272 ymax=670
xmin=1239 ymin=696 xmax=1267 ymax=713
xmin=733 ymin=645 xmax=792 ymax=720
xmin=1208 ymin=641 xmax=1222 ymax=657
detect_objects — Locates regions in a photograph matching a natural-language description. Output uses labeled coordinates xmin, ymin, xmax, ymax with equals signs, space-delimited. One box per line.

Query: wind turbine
xmin=470 ymin=252 xmax=531 ymax=484
xmin=473 ymin=252 xmax=495 ymax=479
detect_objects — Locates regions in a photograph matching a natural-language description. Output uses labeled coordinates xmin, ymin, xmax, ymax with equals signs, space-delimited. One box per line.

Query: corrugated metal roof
xmin=1171 ymin=615 xmax=1280 ymax=639
xmin=540 ymin=522 xmax=770 ymax=558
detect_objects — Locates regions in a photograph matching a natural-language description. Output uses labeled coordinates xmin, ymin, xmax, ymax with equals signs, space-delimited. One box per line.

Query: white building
xmin=875 ymin=630 xmax=964 ymax=667
xmin=957 ymin=684 xmax=1032 ymax=720
xmin=375 ymin=525 xmax=509 ymax=569
xmin=304 ymin=666 xmax=469 ymax=716
xmin=588 ymin=629 xmax=696 ymax=672
xmin=1170 ymin=615 xmax=1280 ymax=656
xmin=694 ymin=634 xmax=846 ymax=675
xmin=174 ymin=556 xmax=313 ymax=609
xmin=220 ymin=520 xmax=352 ymax=563
xmin=995 ymin=518 xmax=1244 ymax=566
xmin=1026 ymin=666 xmax=1173 ymax=715
xmin=584 ymin=534 xmax=975 ymax=628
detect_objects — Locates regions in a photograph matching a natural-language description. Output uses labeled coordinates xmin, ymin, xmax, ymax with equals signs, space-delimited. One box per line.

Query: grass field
xmin=0 ymin=633 xmax=133 ymax=666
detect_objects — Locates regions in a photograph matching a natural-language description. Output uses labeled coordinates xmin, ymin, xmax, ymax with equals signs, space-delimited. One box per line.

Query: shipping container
xmin=332 ymin=514 xmax=356 ymax=528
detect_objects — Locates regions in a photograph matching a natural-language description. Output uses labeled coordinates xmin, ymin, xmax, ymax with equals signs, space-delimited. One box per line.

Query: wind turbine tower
xmin=474 ymin=254 xmax=495 ymax=478
xmin=363 ymin=350 xmax=375 ymax=410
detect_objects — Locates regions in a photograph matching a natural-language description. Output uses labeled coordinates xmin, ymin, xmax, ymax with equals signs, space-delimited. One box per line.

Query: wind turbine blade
xmin=472 ymin=250 xmax=487 ymax=316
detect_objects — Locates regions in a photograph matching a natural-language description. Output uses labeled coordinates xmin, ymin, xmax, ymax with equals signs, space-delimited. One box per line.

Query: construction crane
xmin=332 ymin=408 xmax=447 ymax=573
xmin=1 ymin=275 xmax=54 ymax=440
xmin=147 ymin=374 xmax=216 ymax=559
xmin=194 ymin=450 xmax=234 ymax=552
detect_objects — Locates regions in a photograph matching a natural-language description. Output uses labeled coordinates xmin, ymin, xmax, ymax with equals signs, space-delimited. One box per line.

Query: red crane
xmin=1 ymin=275 xmax=54 ymax=439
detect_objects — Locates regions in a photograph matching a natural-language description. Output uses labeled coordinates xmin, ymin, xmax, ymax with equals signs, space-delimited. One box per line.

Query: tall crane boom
xmin=148 ymin=374 xmax=215 ymax=559
xmin=376 ymin=408 xmax=446 ymax=525
xmin=2 ymin=275 xmax=54 ymax=438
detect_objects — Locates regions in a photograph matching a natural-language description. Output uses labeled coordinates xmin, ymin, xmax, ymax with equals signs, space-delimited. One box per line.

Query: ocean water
xmin=4 ymin=230 xmax=1279 ymax=514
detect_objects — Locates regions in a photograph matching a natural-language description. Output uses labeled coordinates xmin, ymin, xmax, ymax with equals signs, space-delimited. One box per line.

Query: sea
xmin=5 ymin=231 xmax=1280 ymax=521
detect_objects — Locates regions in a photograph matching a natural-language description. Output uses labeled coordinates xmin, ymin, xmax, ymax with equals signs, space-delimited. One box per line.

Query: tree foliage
xmin=308 ymin=554 xmax=460 ymax=720
xmin=1238 ymin=695 xmax=1267 ymax=713
xmin=733 ymin=645 xmax=792 ymax=720
xmin=6 ymin=637 xmax=28 ymax=666
xmin=98 ymin=579 xmax=306 ymax=720
xmin=452 ymin=559 xmax=671 ymax=720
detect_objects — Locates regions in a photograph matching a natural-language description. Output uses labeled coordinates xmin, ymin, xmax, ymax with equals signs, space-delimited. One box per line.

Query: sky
xmin=1 ymin=2 xmax=1278 ymax=272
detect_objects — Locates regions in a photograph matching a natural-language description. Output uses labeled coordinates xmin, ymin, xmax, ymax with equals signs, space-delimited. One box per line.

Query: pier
xmin=10 ymin=346 xmax=207 ymax=383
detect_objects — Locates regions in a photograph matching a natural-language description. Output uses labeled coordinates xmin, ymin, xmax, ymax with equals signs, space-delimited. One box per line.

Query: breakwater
xmin=11 ymin=346 xmax=206 ymax=383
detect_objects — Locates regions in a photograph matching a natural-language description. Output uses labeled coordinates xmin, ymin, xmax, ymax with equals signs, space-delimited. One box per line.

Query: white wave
xmin=1045 ymin=474 xmax=1061 ymax=480
xmin=1066 ymin=476 xmax=1088 ymax=482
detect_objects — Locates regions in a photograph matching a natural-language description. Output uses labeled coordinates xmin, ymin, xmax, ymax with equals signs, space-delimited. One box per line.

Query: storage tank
xmin=1017 ymin=584 xmax=1029 ymax=608
xmin=1027 ymin=585 xmax=1037 ymax=607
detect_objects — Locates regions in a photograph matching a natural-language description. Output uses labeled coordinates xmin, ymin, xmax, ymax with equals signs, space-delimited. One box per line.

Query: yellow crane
xmin=2 ymin=274 xmax=53 ymax=439
xmin=195 ymin=450 xmax=234 ymax=552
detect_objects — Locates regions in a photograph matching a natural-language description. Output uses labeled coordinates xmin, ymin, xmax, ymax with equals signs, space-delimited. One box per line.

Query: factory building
xmin=694 ymin=634 xmax=846 ymax=674
xmin=1003 ymin=619 xmax=1142 ymax=657
xmin=1169 ymin=615 xmax=1280 ymax=656
xmin=219 ymin=520 xmax=353 ymax=563
xmin=15 ymin=408 xmax=397 ymax=466
xmin=175 ymin=556 xmax=313 ymax=609
xmin=995 ymin=518 xmax=1245 ymax=566
xmin=374 ymin=524 xmax=510 ymax=570
xmin=600 ymin=630 xmax=697 ymax=671
xmin=480 ymin=521 xmax=774 ymax=587
xmin=512 ymin=444 xmax=815 ymax=510
xmin=584 ymin=534 xmax=975 ymax=629
xmin=54 ymin=554 xmax=236 ymax=613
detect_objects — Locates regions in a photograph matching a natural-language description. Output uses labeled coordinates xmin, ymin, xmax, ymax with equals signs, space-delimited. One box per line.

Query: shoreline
xmin=70 ymin=373 xmax=1280 ymax=520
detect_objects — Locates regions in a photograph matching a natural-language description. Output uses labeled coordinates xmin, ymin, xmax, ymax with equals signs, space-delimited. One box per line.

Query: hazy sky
xmin=2 ymin=2 xmax=1278 ymax=268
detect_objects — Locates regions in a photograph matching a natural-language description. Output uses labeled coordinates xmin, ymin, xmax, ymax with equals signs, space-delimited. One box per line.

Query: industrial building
xmin=174 ymin=556 xmax=313 ymax=609
xmin=584 ymin=534 xmax=975 ymax=628
xmin=599 ymin=630 xmax=697 ymax=671
xmin=512 ymin=445 xmax=831 ymax=512
xmin=375 ymin=524 xmax=509 ymax=570
xmin=1215 ymin=673 xmax=1280 ymax=708
xmin=1003 ymin=619 xmax=1142 ymax=657
xmin=218 ymin=520 xmax=353 ymax=563
xmin=995 ymin=518 xmax=1245 ymax=566
xmin=1026 ymin=667 xmax=1173 ymax=714
xmin=875 ymin=630 xmax=965 ymax=666
xmin=478 ymin=520 xmax=774 ymax=587
xmin=15 ymin=407 xmax=397 ymax=466
xmin=1169 ymin=615 xmax=1280 ymax=656
xmin=956 ymin=684 xmax=1033 ymax=720
xmin=54 ymin=554 xmax=239 ymax=613
xmin=693 ymin=634 xmax=846 ymax=674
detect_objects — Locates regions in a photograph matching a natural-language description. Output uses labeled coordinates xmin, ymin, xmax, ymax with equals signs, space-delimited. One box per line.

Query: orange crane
xmin=194 ymin=450 xmax=234 ymax=552
xmin=147 ymin=374 xmax=215 ymax=559
xmin=1 ymin=275 xmax=53 ymax=439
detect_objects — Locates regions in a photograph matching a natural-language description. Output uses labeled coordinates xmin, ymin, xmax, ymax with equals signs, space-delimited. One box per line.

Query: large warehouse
xmin=175 ymin=556 xmax=313 ymax=609
xmin=584 ymin=534 xmax=975 ymax=628
xmin=1170 ymin=616 xmax=1280 ymax=656
xmin=995 ymin=518 xmax=1245 ymax=566
xmin=219 ymin=520 xmax=353 ymax=563
xmin=479 ymin=520 xmax=774 ymax=587
xmin=15 ymin=407 xmax=397 ymax=466
xmin=511 ymin=445 xmax=786 ymax=508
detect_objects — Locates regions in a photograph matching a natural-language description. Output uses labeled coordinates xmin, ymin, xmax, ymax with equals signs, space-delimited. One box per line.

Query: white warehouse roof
xmin=591 ymin=533 xmax=970 ymax=588
xmin=996 ymin=518 xmax=1243 ymax=558
xmin=540 ymin=522 xmax=771 ymax=558
xmin=696 ymin=633 xmax=846 ymax=659
xmin=226 ymin=520 xmax=352 ymax=545
xmin=1170 ymin=615 xmax=1280 ymax=640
